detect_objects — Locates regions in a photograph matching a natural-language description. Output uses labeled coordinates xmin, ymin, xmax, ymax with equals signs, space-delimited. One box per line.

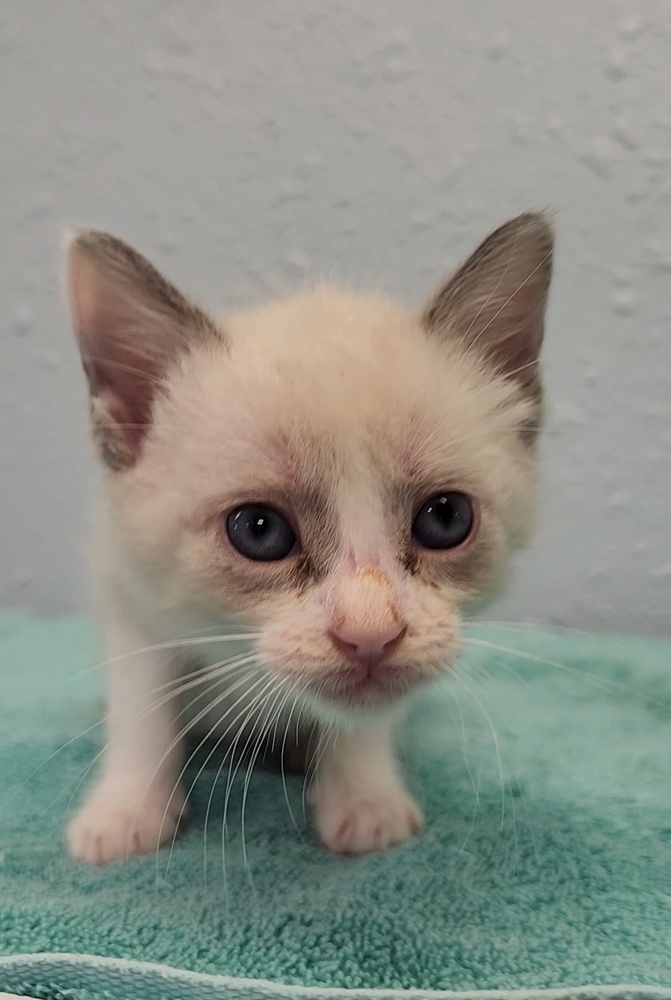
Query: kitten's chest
xmin=173 ymin=617 xmax=258 ymax=732
xmin=177 ymin=640 xmax=309 ymax=774
xmin=154 ymin=610 xmax=308 ymax=769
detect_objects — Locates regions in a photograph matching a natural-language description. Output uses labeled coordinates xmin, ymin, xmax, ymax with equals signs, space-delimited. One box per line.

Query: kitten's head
xmin=66 ymin=213 xmax=553 ymax=717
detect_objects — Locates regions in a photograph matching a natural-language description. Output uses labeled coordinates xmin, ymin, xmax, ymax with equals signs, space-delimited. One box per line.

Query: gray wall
xmin=1 ymin=1 xmax=670 ymax=634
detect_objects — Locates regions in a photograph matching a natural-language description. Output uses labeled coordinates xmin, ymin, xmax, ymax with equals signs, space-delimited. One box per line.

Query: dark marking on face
xmin=415 ymin=535 xmax=495 ymax=593
xmin=289 ymin=551 xmax=321 ymax=591
xmin=384 ymin=468 xmax=498 ymax=596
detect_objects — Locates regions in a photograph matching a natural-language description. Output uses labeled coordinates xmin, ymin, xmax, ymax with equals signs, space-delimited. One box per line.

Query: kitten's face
xmin=67 ymin=214 xmax=553 ymax=716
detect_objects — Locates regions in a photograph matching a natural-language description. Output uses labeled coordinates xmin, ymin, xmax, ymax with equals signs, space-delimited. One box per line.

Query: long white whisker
xmin=181 ymin=674 xmax=276 ymax=914
xmin=449 ymin=678 xmax=482 ymax=854
xmin=49 ymin=654 xmax=256 ymax=848
xmin=214 ymin=676 xmax=280 ymax=898
xmin=452 ymin=669 xmax=506 ymax=829
xmin=279 ymin=682 xmax=307 ymax=837
xmin=125 ymin=655 xmax=260 ymax=866
xmin=219 ymin=679 xmax=280 ymax=871
xmin=465 ymin=619 xmax=593 ymax=636
xmin=303 ymin=711 xmax=335 ymax=822
xmin=463 ymin=248 xmax=553 ymax=359
xmin=239 ymin=681 xmax=290 ymax=877
xmin=454 ymin=668 xmax=519 ymax=878
xmin=10 ymin=654 xmax=241 ymax=810
xmin=37 ymin=633 xmax=259 ymax=696
xmin=160 ymin=665 xmax=268 ymax=879
xmin=463 ymin=636 xmax=671 ymax=709
xmin=124 ymin=652 xmax=259 ymax=729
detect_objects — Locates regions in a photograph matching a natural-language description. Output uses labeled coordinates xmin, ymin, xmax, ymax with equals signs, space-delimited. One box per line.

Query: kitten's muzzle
xmin=321 ymin=623 xmax=411 ymax=707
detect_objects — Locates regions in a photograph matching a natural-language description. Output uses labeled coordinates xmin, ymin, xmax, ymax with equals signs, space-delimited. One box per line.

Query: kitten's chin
xmin=309 ymin=663 xmax=443 ymax=713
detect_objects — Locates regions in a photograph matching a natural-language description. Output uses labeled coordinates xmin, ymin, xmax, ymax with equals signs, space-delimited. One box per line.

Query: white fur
xmin=65 ymin=217 xmax=550 ymax=863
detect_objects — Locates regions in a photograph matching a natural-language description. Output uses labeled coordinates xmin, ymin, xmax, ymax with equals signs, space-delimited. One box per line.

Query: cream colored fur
xmin=64 ymin=213 xmax=552 ymax=864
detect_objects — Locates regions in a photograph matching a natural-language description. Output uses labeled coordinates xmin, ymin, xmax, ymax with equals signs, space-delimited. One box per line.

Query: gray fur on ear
xmin=65 ymin=230 xmax=222 ymax=470
xmin=422 ymin=211 xmax=554 ymax=410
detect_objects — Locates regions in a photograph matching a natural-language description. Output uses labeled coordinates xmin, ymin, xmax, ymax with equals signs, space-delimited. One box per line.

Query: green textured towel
xmin=1 ymin=613 xmax=671 ymax=1000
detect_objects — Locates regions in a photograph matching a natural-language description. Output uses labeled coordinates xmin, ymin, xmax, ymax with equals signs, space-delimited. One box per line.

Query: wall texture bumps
xmin=1 ymin=1 xmax=670 ymax=633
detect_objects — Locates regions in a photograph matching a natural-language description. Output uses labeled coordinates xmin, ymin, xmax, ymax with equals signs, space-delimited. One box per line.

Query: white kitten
xmin=64 ymin=213 xmax=553 ymax=864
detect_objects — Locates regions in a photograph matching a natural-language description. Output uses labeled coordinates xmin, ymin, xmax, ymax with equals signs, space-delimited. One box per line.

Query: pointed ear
xmin=421 ymin=212 xmax=554 ymax=403
xmin=65 ymin=229 xmax=222 ymax=470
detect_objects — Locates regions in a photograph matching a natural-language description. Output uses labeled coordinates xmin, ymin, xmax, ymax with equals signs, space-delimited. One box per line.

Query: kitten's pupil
xmin=432 ymin=497 xmax=454 ymax=525
xmin=251 ymin=514 xmax=270 ymax=538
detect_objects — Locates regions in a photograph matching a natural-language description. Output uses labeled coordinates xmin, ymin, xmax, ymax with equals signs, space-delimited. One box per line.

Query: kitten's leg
xmin=310 ymin=721 xmax=423 ymax=854
xmin=67 ymin=608 xmax=184 ymax=865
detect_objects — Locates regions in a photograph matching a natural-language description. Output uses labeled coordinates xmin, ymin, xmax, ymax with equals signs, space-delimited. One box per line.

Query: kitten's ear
xmin=422 ymin=212 xmax=554 ymax=401
xmin=65 ymin=229 xmax=221 ymax=470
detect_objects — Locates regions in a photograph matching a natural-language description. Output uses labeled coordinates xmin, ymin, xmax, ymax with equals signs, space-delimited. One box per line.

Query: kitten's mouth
xmin=315 ymin=662 xmax=419 ymax=709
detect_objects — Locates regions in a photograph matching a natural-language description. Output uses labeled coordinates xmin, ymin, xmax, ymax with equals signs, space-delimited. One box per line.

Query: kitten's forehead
xmin=156 ymin=285 xmax=530 ymax=507
xmin=223 ymin=288 xmax=512 ymax=434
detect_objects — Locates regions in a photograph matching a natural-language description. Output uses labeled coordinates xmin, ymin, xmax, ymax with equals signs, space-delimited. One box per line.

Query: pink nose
xmin=329 ymin=622 xmax=407 ymax=666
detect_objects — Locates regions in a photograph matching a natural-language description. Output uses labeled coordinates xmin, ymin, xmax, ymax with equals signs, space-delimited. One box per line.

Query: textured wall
xmin=1 ymin=1 xmax=670 ymax=633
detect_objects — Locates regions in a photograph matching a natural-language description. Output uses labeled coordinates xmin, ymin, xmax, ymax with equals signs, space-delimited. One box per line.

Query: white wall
xmin=1 ymin=1 xmax=670 ymax=634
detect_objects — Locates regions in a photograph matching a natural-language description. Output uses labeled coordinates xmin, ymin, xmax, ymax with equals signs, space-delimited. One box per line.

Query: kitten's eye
xmin=226 ymin=505 xmax=297 ymax=561
xmin=412 ymin=492 xmax=474 ymax=550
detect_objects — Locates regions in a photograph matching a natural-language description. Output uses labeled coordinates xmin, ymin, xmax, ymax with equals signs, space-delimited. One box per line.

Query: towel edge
xmin=0 ymin=954 xmax=670 ymax=1000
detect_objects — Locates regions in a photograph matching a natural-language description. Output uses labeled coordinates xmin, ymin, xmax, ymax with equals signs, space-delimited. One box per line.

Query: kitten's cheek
xmin=256 ymin=624 xmax=330 ymax=679
xmin=402 ymin=598 xmax=464 ymax=670
xmin=429 ymin=620 xmax=462 ymax=665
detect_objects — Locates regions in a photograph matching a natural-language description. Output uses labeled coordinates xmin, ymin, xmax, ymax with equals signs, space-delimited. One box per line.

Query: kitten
xmin=64 ymin=212 xmax=553 ymax=864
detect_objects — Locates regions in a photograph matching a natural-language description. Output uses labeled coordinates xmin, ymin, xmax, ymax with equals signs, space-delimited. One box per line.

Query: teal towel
xmin=1 ymin=613 xmax=671 ymax=1000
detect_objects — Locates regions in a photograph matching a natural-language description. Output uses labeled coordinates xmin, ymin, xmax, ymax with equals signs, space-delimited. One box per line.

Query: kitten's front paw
xmin=67 ymin=780 xmax=185 ymax=866
xmin=312 ymin=779 xmax=423 ymax=855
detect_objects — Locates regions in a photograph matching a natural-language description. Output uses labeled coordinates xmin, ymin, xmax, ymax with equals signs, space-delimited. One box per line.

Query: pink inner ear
xmin=68 ymin=240 xmax=173 ymax=451
xmin=83 ymin=354 xmax=156 ymax=434
xmin=484 ymin=301 xmax=545 ymax=379
xmin=67 ymin=228 xmax=219 ymax=468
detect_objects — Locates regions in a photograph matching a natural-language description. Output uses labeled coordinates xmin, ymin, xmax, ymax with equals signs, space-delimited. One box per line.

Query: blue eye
xmin=226 ymin=505 xmax=297 ymax=561
xmin=412 ymin=492 xmax=474 ymax=550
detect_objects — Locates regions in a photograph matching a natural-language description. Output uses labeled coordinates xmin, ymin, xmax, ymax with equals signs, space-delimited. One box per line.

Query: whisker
xmin=303 ymin=709 xmax=335 ymax=822
xmin=451 ymin=669 xmax=506 ymax=828
xmin=25 ymin=631 xmax=259 ymax=701
xmin=446 ymin=683 xmax=478 ymax=797
xmin=463 ymin=636 xmax=671 ymax=710
xmin=159 ymin=663 xmax=267 ymax=878
xmin=463 ymin=248 xmax=553 ymax=359
xmin=448 ymin=680 xmax=483 ymax=853
xmin=460 ymin=228 xmax=519 ymax=345
xmin=46 ymin=653 xmax=256 ymax=849
xmin=196 ymin=673 xmax=276 ymax=916
xmin=132 ymin=651 xmax=258 ymax=713
xmin=161 ymin=669 xmax=274 ymax=906
xmin=56 ymin=658 xmax=254 ymax=853
xmin=279 ymin=682 xmax=307 ymax=838
xmin=121 ymin=655 xmax=261 ymax=866
xmin=214 ymin=677 xmax=280 ymax=898
xmin=11 ymin=717 xmax=107 ymax=811
xmin=239 ymin=683 xmax=288 ymax=881
xmin=453 ymin=666 xmax=523 ymax=879
xmin=465 ymin=654 xmax=536 ymax=703
xmin=466 ymin=619 xmax=595 ymax=636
